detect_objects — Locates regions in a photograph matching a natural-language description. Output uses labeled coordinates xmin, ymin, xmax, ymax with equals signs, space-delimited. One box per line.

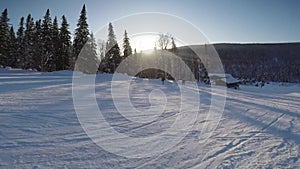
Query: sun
xmin=130 ymin=33 xmax=158 ymax=53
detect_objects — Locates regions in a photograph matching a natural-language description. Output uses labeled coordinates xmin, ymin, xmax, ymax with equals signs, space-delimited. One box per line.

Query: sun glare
xmin=130 ymin=34 xmax=158 ymax=53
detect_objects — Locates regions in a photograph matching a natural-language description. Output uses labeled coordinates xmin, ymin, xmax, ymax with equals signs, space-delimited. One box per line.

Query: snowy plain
xmin=0 ymin=68 xmax=299 ymax=168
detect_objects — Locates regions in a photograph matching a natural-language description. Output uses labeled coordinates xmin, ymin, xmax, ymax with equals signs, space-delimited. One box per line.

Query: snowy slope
xmin=0 ymin=69 xmax=299 ymax=168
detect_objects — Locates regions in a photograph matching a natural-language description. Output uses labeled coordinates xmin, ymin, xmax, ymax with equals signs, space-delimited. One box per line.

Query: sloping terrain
xmin=0 ymin=69 xmax=299 ymax=168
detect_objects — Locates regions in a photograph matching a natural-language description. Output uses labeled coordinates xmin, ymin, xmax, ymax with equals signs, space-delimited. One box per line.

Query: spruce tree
xmin=105 ymin=22 xmax=120 ymax=73
xmin=76 ymin=32 xmax=99 ymax=74
xmin=23 ymin=14 xmax=35 ymax=69
xmin=8 ymin=26 xmax=16 ymax=67
xmin=123 ymin=30 xmax=132 ymax=58
xmin=121 ymin=30 xmax=133 ymax=74
xmin=89 ymin=33 xmax=98 ymax=60
xmin=41 ymin=9 xmax=53 ymax=71
xmin=59 ymin=15 xmax=71 ymax=70
xmin=52 ymin=16 xmax=60 ymax=71
xmin=0 ymin=9 xmax=10 ymax=67
xmin=16 ymin=17 xmax=25 ymax=68
xmin=73 ymin=4 xmax=89 ymax=69
xmin=33 ymin=19 xmax=44 ymax=71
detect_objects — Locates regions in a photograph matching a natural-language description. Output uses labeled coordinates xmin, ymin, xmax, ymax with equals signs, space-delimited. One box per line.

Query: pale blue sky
xmin=1 ymin=0 xmax=299 ymax=44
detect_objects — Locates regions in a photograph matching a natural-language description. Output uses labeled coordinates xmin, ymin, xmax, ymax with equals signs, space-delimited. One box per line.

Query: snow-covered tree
xmin=41 ymin=9 xmax=53 ymax=71
xmin=98 ymin=39 xmax=106 ymax=62
xmin=75 ymin=32 xmax=99 ymax=74
xmin=33 ymin=19 xmax=44 ymax=71
xmin=58 ymin=15 xmax=71 ymax=70
xmin=73 ymin=4 xmax=89 ymax=69
xmin=123 ymin=30 xmax=132 ymax=58
xmin=52 ymin=16 xmax=60 ymax=71
xmin=16 ymin=17 xmax=25 ymax=68
xmin=0 ymin=9 xmax=10 ymax=67
xmin=7 ymin=26 xmax=16 ymax=67
xmin=23 ymin=14 xmax=35 ymax=69
xmin=105 ymin=22 xmax=120 ymax=73
xmin=97 ymin=39 xmax=107 ymax=72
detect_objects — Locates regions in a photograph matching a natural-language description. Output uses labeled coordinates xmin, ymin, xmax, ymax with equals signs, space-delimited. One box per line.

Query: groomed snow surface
xmin=0 ymin=68 xmax=299 ymax=168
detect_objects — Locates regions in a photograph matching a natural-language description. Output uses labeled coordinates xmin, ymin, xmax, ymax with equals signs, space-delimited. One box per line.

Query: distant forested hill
xmin=178 ymin=43 xmax=300 ymax=83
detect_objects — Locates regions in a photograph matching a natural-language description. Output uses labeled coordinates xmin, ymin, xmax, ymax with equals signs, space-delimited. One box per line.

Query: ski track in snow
xmin=0 ymin=69 xmax=299 ymax=168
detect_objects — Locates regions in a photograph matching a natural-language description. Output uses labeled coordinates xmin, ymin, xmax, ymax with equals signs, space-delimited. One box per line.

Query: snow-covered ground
xmin=0 ymin=68 xmax=299 ymax=168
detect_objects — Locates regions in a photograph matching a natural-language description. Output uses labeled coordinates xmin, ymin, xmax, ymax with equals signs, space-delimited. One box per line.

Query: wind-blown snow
xmin=0 ymin=68 xmax=299 ymax=168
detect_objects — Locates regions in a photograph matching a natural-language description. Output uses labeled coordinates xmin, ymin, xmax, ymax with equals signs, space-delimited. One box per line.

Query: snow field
xmin=0 ymin=68 xmax=299 ymax=168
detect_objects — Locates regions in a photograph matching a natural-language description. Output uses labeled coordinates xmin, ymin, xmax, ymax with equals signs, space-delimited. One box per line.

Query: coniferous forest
xmin=0 ymin=5 xmax=113 ymax=73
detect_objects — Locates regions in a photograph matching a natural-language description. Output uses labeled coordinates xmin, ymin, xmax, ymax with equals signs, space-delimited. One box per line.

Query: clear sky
xmin=1 ymin=0 xmax=300 ymax=45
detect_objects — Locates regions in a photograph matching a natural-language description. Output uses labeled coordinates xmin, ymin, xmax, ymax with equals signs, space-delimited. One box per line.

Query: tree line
xmin=0 ymin=1 xmax=207 ymax=81
xmin=0 ymin=5 xmax=137 ymax=74
xmin=0 ymin=7 xmax=73 ymax=71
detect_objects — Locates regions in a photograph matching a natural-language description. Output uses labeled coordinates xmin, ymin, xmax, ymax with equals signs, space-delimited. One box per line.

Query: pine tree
xmin=41 ymin=9 xmax=53 ymax=71
xmin=52 ymin=16 xmax=60 ymax=71
xmin=76 ymin=32 xmax=99 ymax=74
xmin=7 ymin=26 xmax=16 ymax=67
xmin=16 ymin=17 xmax=25 ymax=68
xmin=105 ymin=22 xmax=120 ymax=73
xmin=73 ymin=4 xmax=89 ymax=69
xmin=123 ymin=30 xmax=132 ymax=58
xmin=120 ymin=30 xmax=133 ymax=74
xmin=33 ymin=19 xmax=44 ymax=71
xmin=0 ymin=9 xmax=10 ymax=67
xmin=23 ymin=14 xmax=35 ymax=69
xmin=58 ymin=15 xmax=71 ymax=70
